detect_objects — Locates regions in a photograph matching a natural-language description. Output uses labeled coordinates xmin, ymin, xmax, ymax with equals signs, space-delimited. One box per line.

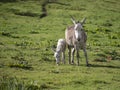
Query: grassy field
xmin=0 ymin=0 xmax=120 ymax=90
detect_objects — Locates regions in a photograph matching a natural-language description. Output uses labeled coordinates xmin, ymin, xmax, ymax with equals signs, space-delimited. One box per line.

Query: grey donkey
xmin=65 ymin=16 xmax=89 ymax=66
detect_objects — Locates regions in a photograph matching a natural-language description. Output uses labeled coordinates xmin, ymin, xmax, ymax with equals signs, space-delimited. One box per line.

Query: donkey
xmin=65 ymin=16 xmax=89 ymax=66
xmin=52 ymin=39 xmax=66 ymax=65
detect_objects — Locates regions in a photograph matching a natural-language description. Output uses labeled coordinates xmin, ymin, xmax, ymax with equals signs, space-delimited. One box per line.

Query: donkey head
xmin=54 ymin=51 xmax=61 ymax=64
xmin=71 ymin=16 xmax=86 ymax=40
xmin=52 ymin=46 xmax=61 ymax=65
xmin=71 ymin=16 xmax=86 ymax=30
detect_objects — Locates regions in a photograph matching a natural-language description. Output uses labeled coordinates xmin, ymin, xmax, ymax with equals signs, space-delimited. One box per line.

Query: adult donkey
xmin=65 ymin=16 xmax=89 ymax=66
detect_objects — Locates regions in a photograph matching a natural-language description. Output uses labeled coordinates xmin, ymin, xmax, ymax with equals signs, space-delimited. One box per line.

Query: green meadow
xmin=0 ymin=0 xmax=120 ymax=90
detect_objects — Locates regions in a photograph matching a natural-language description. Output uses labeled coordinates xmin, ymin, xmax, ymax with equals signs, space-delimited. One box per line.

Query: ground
xmin=0 ymin=0 xmax=120 ymax=90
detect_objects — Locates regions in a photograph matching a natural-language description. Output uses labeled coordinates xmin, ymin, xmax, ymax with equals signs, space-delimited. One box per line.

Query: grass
xmin=0 ymin=0 xmax=120 ymax=90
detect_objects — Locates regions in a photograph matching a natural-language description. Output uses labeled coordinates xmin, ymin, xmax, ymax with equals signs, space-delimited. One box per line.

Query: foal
xmin=52 ymin=39 xmax=66 ymax=65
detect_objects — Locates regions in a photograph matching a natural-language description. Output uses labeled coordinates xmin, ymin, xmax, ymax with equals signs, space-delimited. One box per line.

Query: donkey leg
xmin=62 ymin=52 xmax=65 ymax=64
xmin=75 ymin=44 xmax=80 ymax=66
xmin=71 ymin=48 xmax=75 ymax=64
xmin=83 ymin=47 xmax=89 ymax=66
xmin=76 ymin=49 xmax=80 ymax=66
xmin=68 ymin=46 xmax=71 ymax=64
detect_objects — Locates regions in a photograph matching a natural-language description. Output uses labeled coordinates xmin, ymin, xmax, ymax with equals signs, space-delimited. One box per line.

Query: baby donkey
xmin=52 ymin=39 xmax=66 ymax=65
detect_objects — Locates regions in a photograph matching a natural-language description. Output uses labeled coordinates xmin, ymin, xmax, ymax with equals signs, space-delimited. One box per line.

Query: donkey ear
xmin=70 ymin=15 xmax=76 ymax=25
xmin=81 ymin=17 xmax=86 ymax=25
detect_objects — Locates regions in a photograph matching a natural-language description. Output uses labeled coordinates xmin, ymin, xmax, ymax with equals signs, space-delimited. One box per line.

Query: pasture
xmin=0 ymin=0 xmax=120 ymax=89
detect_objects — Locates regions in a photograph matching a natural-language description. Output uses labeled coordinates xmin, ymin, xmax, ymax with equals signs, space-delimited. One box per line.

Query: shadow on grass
xmin=90 ymin=64 xmax=120 ymax=69
xmin=0 ymin=0 xmax=17 ymax=3
xmin=9 ymin=64 xmax=33 ymax=70
xmin=49 ymin=1 xmax=70 ymax=6
xmin=40 ymin=0 xmax=70 ymax=18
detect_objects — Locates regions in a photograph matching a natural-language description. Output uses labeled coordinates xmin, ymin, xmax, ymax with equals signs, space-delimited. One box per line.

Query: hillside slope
xmin=0 ymin=0 xmax=120 ymax=90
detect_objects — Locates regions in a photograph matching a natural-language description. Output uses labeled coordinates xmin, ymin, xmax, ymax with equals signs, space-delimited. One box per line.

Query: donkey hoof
xmin=86 ymin=64 xmax=90 ymax=67
xmin=71 ymin=62 xmax=74 ymax=65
